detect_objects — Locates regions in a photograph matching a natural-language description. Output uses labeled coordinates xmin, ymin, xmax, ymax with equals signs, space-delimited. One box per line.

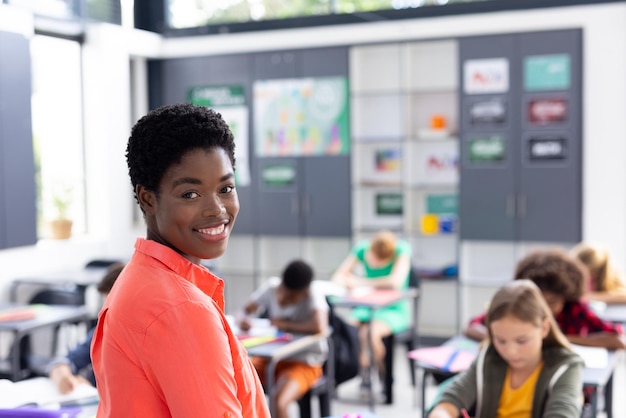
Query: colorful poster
xmin=188 ymin=85 xmax=251 ymax=186
xmin=524 ymin=54 xmax=571 ymax=91
xmin=253 ymin=77 xmax=350 ymax=157
xmin=375 ymin=148 xmax=402 ymax=173
xmin=413 ymin=141 xmax=459 ymax=185
xmin=463 ymin=58 xmax=509 ymax=94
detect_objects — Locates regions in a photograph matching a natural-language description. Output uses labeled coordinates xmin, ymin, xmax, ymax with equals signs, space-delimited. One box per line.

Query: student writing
xmin=331 ymin=229 xmax=412 ymax=396
xmin=429 ymin=280 xmax=584 ymax=418
xmin=464 ymin=249 xmax=625 ymax=350
xmin=571 ymin=242 xmax=626 ymax=304
xmin=238 ymin=259 xmax=328 ymax=418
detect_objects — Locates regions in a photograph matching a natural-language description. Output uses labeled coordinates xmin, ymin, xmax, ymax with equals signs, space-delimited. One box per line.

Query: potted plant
xmin=49 ymin=186 xmax=73 ymax=239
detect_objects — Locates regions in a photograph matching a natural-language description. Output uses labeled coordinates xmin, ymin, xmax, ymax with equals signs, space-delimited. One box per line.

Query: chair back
xmin=29 ymin=288 xmax=85 ymax=306
xmin=84 ymin=259 xmax=123 ymax=269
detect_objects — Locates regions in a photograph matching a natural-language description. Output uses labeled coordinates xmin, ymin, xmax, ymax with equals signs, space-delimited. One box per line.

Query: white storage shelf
xmin=350 ymin=39 xmax=461 ymax=334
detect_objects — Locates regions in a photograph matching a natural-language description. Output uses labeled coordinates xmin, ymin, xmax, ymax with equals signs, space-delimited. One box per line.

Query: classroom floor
xmin=290 ymin=343 xmax=626 ymax=418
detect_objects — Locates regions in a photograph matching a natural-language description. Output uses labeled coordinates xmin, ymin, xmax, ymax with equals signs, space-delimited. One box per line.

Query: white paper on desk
xmin=349 ymin=286 xmax=374 ymax=298
xmin=0 ymin=377 xmax=98 ymax=408
xmin=572 ymin=345 xmax=609 ymax=368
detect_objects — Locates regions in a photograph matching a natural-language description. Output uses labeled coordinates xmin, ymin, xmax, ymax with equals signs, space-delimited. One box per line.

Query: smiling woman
xmin=91 ymin=103 xmax=271 ymax=418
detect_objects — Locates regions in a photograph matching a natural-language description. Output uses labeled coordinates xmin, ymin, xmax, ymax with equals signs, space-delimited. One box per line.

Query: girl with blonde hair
xmin=571 ymin=242 xmax=626 ymax=304
xmin=429 ymin=280 xmax=584 ymax=418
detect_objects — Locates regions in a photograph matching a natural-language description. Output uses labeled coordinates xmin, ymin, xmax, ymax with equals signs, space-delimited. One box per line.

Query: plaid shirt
xmin=469 ymin=300 xmax=623 ymax=336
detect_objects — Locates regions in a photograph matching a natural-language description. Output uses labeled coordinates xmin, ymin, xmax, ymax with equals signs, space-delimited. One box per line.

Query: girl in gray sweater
xmin=429 ymin=280 xmax=584 ymax=418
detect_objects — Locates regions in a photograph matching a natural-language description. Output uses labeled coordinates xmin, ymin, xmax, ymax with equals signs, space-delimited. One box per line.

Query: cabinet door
xmin=256 ymin=157 xmax=302 ymax=236
xmin=0 ymin=31 xmax=37 ymax=248
xmin=459 ymin=34 xmax=519 ymax=240
xmin=302 ymin=156 xmax=351 ymax=237
xmin=517 ymin=30 xmax=582 ymax=242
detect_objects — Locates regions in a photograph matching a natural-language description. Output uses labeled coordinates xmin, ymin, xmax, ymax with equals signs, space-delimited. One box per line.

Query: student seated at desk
xmin=331 ymin=230 xmax=411 ymax=396
xmin=429 ymin=280 xmax=584 ymax=418
xmin=571 ymin=242 xmax=626 ymax=304
xmin=47 ymin=263 xmax=124 ymax=394
xmin=464 ymin=249 xmax=626 ymax=350
xmin=238 ymin=259 xmax=328 ymax=418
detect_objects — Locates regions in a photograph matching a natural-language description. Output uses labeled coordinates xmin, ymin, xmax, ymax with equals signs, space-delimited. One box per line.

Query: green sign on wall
xmin=524 ymin=54 xmax=571 ymax=91
xmin=426 ymin=194 xmax=458 ymax=215
xmin=469 ymin=135 xmax=506 ymax=162
xmin=188 ymin=85 xmax=246 ymax=107
xmin=376 ymin=193 xmax=403 ymax=216
xmin=261 ymin=164 xmax=296 ymax=186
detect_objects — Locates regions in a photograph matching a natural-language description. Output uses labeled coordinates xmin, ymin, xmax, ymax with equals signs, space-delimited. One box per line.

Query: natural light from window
xmin=30 ymin=35 xmax=85 ymax=239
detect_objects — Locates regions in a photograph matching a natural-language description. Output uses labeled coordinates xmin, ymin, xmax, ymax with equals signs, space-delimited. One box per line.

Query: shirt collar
xmin=134 ymin=237 xmax=226 ymax=311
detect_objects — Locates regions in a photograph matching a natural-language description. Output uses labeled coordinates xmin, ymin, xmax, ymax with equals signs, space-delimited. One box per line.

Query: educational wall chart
xmin=189 ymin=85 xmax=251 ymax=186
xmin=253 ymin=76 xmax=349 ymax=157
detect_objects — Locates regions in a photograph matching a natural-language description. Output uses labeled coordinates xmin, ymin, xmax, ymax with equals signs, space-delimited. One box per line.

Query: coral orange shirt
xmin=91 ymin=238 xmax=270 ymax=417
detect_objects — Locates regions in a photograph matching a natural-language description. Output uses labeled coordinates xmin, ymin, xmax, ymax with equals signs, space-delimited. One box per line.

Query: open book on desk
xmin=0 ymin=377 xmax=98 ymax=409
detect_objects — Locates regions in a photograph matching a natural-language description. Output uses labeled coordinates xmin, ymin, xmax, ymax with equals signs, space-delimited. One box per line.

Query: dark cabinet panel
xmin=459 ymin=29 xmax=582 ymax=243
xmin=0 ymin=31 xmax=37 ymax=249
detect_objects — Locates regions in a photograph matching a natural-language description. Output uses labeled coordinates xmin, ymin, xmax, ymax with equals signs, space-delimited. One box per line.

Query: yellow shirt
xmin=497 ymin=362 xmax=543 ymax=418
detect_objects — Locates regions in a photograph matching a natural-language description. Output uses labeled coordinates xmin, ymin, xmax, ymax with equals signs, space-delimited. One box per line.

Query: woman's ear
xmin=136 ymin=185 xmax=157 ymax=216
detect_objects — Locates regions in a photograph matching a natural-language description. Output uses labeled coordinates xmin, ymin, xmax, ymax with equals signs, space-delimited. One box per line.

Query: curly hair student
xmin=91 ymin=103 xmax=270 ymax=417
xmin=464 ymin=249 xmax=625 ymax=350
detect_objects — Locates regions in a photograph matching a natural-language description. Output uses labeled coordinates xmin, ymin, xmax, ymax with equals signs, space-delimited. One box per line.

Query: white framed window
xmin=31 ymin=35 xmax=86 ymax=239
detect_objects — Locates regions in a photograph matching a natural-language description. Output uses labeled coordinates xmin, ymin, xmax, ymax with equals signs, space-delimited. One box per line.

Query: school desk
xmin=246 ymin=331 xmax=330 ymax=418
xmin=327 ymin=288 xmax=419 ymax=411
xmin=601 ymin=303 xmax=626 ymax=326
xmin=0 ymin=304 xmax=90 ymax=381
xmin=411 ymin=336 xmax=618 ymax=418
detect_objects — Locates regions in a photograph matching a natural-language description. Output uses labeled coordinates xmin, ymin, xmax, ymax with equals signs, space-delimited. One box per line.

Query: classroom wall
xmin=0 ymin=3 xmax=625 ymax=328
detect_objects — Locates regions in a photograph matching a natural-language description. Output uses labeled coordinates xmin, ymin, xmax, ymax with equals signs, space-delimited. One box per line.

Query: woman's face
xmin=490 ymin=314 xmax=549 ymax=373
xmin=139 ymin=147 xmax=239 ymax=264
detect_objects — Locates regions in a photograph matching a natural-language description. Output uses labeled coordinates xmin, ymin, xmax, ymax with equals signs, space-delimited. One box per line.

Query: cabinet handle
xmin=506 ymin=194 xmax=515 ymax=218
xmin=517 ymin=194 xmax=527 ymax=218
xmin=291 ymin=195 xmax=299 ymax=215
xmin=301 ymin=194 xmax=310 ymax=216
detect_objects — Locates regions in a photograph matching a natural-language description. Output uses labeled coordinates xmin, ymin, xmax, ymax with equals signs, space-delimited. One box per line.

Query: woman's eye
xmin=182 ymin=191 xmax=200 ymax=199
xmin=221 ymin=185 xmax=235 ymax=194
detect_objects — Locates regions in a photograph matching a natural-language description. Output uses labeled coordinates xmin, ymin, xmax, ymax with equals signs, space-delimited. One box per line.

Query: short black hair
xmin=282 ymin=259 xmax=314 ymax=291
xmin=126 ymin=103 xmax=236 ymax=206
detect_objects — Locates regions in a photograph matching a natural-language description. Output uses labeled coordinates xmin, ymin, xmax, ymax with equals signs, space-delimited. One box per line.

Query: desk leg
xmin=605 ymin=373 xmax=613 ymax=418
xmin=366 ymin=319 xmax=375 ymax=412
xmin=267 ymin=360 xmax=278 ymax=418
xmin=421 ymin=371 xmax=428 ymax=418
xmin=11 ymin=332 xmax=20 ymax=381
xmin=589 ymin=386 xmax=598 ymax=418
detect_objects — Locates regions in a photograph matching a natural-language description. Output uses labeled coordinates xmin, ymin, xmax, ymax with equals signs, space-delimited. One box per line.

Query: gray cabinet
xmin=0 ymin=31 xmax=37 ymax=249
xmin=253 ymin=47 xmax=352 ymax=238
xmin=256 ymin=156 xmax=351 ymax=237
xmin=459 ymin=29 xmax=582 ymax=243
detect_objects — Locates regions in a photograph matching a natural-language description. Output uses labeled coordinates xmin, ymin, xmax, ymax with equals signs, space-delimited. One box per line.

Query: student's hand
xmin=49 ymin=364 xmax=91 ymax=394
xmin=239 ymin=317 xmax=252 ymax=332
xmin=270 ymin=318 xmax=289 ymax=332
xmin=427 ymin=402 xmax=459 ymax=418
